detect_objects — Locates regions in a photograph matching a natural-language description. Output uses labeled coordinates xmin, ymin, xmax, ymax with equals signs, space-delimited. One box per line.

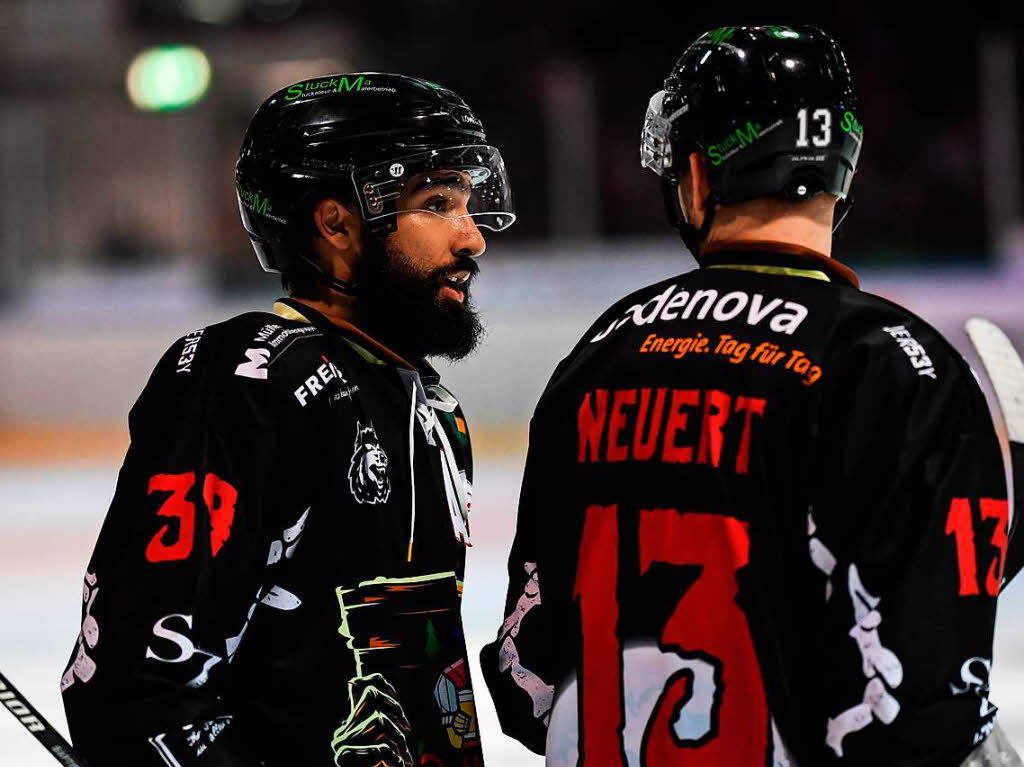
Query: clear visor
xmin=352 ymin=144 xmax=515 ymax=232
xmin=640 ymin=90 xmax=685 ymax=176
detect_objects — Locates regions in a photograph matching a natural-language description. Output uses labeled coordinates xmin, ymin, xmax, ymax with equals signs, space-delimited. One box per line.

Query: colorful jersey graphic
xmin=435 ymin=659 xmax=479 ymax=750
xmin=337 ymin=573 xmax=483 ymax=767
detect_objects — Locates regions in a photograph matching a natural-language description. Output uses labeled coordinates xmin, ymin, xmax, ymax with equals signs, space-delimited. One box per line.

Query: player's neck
xmin=704 ymin=197 xmax=835 ymax=258
xmin=293 ymin=295 xmax=358 ymax=327
xmin=706 ymin=217 xmax=832 ymax=258
xmin=291 ymin=295 xmax=419 ymax=368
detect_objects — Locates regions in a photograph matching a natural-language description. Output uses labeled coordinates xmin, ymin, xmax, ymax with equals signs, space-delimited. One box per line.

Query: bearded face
xmin=355 ymin=230 xmax=485 ymax=363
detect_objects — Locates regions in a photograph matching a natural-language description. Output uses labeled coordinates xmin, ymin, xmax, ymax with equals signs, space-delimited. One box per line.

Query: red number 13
xmin=945 ymin=497 xmax=1008 ymax=597
xmin=574 ymin=505 xmax=768 ymax=766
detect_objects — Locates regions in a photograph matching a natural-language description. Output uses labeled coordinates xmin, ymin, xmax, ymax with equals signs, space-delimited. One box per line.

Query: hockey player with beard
xmin=481 ymin=26 xmax=1022 ymax=767
xmin=61 ymin=74 xmax=513 ymax=767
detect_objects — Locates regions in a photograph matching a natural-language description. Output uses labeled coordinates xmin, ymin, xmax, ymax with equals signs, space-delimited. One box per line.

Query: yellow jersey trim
xmin=708 ymin=264 xmax=831 ymax=282
xmin=273 ymin=300 xmax=388 ymax=366
xmin=272 ymin=301 xmax=312 ymax=323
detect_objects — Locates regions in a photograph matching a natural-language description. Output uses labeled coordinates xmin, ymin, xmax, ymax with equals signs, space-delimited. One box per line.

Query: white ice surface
xmin=2 ymin=461 xmax=1023 ymax=766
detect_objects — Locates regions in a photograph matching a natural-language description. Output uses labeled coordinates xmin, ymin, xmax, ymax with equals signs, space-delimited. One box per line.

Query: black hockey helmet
xmin=236 ymin=73 xmax=515 ymax=292
xmin=640 ymin=25 xmax=863 ymax=256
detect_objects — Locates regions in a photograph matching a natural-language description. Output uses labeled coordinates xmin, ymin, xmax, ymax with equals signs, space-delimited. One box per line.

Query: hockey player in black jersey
xmin=481 ymin=25 xmax=1021 ymax=767
xmin=61 ymin=74 xmax=514 ymax=767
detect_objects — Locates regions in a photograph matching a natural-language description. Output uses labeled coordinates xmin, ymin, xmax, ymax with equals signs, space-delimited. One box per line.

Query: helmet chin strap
xmin=670 ymin=182 xmax=717 ymax=261
xmin=832 ymin=194 xmax=854 ymax=233
xmin=292 ymin=219 xmax=395 ymax=297
xmin=296 ymin=252 xmax=359 ymax=296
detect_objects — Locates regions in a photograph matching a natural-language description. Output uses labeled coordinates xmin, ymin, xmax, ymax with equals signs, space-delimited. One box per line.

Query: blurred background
xmin=1 ymin=2 xmax=1023 ymax=764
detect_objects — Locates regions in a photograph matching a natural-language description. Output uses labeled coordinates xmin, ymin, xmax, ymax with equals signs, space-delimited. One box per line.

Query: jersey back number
xmin=572 ymin=505 xmax=768 ymax=766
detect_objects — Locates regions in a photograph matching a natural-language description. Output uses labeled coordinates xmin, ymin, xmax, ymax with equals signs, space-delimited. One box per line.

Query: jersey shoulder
xmin=831 ymin=286 xmax=967 ymax=385
xmin=136 ymin=310 xmax=333 ymax=420
xmin=825 ymin=284 xmax=986 ymax=425
xmin=151 ymin=307 xmax=331 ymax=382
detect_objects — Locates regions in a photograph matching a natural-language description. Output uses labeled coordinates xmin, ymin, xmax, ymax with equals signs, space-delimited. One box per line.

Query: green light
xmin=126 ymin=45 xmax=212 ymax=112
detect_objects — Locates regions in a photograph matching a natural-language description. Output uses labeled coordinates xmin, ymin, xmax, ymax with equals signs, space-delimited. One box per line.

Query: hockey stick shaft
xmin=966 ymin=318 xmax=1024 ymax=586
xmin=1006 ymin=441 xmax=1024 ymax=584
xmin=0 ymin=669 xmax=90 ymax=766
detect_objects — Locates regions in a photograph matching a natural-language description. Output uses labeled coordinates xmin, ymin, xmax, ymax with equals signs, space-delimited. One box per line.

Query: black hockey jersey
xmin=62 ymin=299 xmax=484 ymax=767
xmin=481 ymin=246 xmax=1013 ymax=767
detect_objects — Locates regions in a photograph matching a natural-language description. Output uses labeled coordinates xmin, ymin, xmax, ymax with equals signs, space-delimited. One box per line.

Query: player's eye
xmin=423 ymin=194 xmax=453 ymax=214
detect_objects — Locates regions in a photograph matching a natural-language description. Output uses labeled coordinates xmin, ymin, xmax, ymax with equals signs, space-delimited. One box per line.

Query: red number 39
xmin=572 ymin=504 xmax=768 ymax=766
xmin=145 ymin=472 xmax=239 ymax=563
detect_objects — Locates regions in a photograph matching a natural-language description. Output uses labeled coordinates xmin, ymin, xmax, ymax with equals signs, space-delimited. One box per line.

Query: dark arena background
xmin=0 ymin=2 xmax=1022 ymax=763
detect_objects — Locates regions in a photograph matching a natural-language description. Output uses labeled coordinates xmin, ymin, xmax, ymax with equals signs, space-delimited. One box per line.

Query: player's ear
xmin=678 ymin=152 xmax=711 ymax=230
xmin=313 ymin=197 xmax=362 ymax=254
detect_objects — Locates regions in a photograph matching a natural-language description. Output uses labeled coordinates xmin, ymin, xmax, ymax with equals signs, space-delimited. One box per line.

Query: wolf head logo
xmin=348 ymin=422 xmax=391 ymax=504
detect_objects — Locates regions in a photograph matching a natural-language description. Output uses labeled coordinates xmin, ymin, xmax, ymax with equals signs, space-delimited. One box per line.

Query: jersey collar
xmin=273 ymin=298 xmax=436 ymax=376
xmin=699 ymin=240 xmax=860 ymax=289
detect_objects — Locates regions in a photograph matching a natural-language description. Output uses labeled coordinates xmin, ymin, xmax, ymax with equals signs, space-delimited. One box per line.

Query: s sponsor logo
xmin=145 ymin=613 xmax=223 ymax=689
xmin=950 ymin=656 xmax=996 ymax=744
xmin=348 ymin=422 xmax=391 ymax=504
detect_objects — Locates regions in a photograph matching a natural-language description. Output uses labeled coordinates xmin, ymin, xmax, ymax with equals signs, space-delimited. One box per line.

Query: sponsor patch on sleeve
xmin=882 ymin=324 xmax=937 ymax=380
xmin=176 ymin=328 xmax=205 ymax=374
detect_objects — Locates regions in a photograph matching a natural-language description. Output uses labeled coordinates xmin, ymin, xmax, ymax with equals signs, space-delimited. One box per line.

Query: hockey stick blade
xmin=966 ymin=317 xmax=1024 ymax=588
xmin=0 ymin=669 xmax=90 ymax=766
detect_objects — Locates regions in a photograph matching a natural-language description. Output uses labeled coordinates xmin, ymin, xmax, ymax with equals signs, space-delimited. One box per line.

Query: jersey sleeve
xmin=798 ymin=322 xmax=1007 ymax=765
xmin=61 ymin=331 xmax=307 ymax=766
xmin=479 ymin=412 xmax=561 ymax=755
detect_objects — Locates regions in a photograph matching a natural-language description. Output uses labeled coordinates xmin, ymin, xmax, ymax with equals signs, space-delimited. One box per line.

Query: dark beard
xmin=355 ymin=238 xmax=484 ymax=362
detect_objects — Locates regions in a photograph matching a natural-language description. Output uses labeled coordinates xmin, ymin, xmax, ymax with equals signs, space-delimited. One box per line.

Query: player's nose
xmin=450 ymin=215 xmax=486 ymax=259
